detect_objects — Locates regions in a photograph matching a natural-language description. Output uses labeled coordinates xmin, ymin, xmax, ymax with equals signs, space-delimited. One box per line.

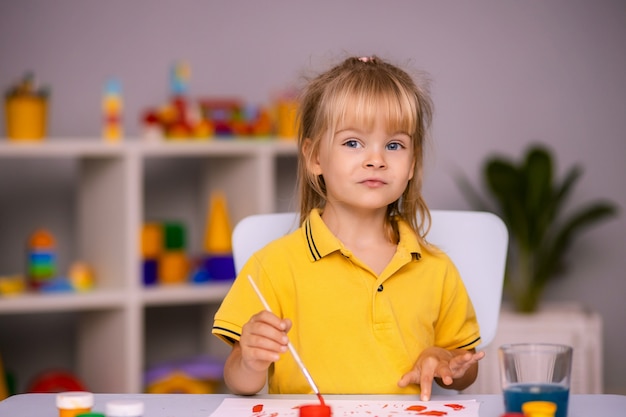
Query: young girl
xmin=212 ymin=56 xmax=484 ymax=400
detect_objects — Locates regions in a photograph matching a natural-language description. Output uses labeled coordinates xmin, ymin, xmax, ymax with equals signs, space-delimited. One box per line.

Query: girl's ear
xmin=302 ymin=138 xmax=323 ymax=176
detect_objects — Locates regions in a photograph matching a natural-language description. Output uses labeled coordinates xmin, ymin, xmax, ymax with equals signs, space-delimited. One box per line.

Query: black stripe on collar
xmin=305 ymin=218 xmax=322 ymax=261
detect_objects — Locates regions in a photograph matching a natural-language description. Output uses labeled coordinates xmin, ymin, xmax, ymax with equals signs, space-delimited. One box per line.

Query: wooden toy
xmin=39 ymin=277 xmax=74 ymax=293
xmin=102 ymin=78 xmax=123 ymax=141
xmin=4 ymin=72 xmax=49 ymax=140
xmin=0 ymin=353 xmax=8 ymax=400
xmin=158 ymin=251 xmax=189 ymax=284
xmin=170 ymin=61 xmax=190 ymax=97
xmin=163 ymin=222 xmax=186 ymax=250
xmin=142 ymin=259 xmax=158 ymax=286
xmin=144 ymin=356 xmax=223 ymax=394
xmin=68 ymin=262 xmax=94 ymax=292
xmin=202 ymin=191 xmax=235 ymax=280
xmin=141 ymin=221 xmax=191 ymax=286
xmin=141 ymin=223 xmax=163 ymax=258
xmin=276 ymin=98 xmax=298 ymax=139
xmin=28 ymin=370 xmax=87 ymax=392
xmin=146 ymin=371 xmax=212 ymax=394
xmin=203 ymin=192 xmax=232 ymax=253
xmin=0 ymin=275 xmax=26 ymax=296
xmin=27 ymin=229 xmax=57 ymax=289
xmin=199 ymin=99 xmax=243 ymax=136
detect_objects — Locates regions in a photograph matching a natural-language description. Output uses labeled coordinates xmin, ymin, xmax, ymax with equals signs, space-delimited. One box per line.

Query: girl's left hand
xmin=397 ymin=347 xmax=485 ymax=401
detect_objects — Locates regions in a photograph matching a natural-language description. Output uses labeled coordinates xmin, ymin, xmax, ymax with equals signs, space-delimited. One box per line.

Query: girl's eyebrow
xmin=334 ymin=126 xmax=364 ymax=135
xmin=393 ymin=131 xmax=412 ymax=138
xmin=334 ymin=124 xmax=411 ymax=137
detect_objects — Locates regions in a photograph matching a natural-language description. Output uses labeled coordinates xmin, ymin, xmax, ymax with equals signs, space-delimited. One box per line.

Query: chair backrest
xmin=231 ymin=210 xmax=508 ymax=349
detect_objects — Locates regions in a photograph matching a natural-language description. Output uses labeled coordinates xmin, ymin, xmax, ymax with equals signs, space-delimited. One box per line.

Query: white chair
xmin=232 ymin=210 xmax=508 ymax=349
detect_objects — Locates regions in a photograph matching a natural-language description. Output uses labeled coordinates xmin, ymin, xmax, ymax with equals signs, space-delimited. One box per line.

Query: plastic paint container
xmin=56 ymin=391 xmax=94 ymax=417
xmin=105 ymin=399 xmax=144 ymax=417
xmin=299 ymin=404 xmax=332 ymax=417
xmin=522 ymin=401 xmax=557 ymax=417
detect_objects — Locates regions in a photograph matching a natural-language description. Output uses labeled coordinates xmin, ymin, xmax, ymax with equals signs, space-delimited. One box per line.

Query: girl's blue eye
xmin=387 ymin=142 xmax=403 ymax=151
xmin=344 ymin=139 xmax=360 ymax=148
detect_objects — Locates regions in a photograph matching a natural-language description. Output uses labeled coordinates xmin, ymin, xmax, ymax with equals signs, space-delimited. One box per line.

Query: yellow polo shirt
xmin=212 ymin=209 xmax=480 ymax=394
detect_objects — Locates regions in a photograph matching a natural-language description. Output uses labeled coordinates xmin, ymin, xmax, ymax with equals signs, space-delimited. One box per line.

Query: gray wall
xmin=1 ymin=0 xmax=625 ymax=393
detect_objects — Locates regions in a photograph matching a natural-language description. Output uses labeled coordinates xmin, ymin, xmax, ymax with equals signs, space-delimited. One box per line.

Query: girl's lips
xmin=360 ymin=179 xmax=386 ymax=187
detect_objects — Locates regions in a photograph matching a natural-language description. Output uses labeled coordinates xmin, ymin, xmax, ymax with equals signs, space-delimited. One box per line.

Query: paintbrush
xmin=247 ymin=274 xmax=326 ymax=406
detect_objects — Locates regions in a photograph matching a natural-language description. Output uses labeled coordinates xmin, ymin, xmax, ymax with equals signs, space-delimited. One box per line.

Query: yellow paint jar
xmin=522 ymin=401 xmax=557 ymax=417
xmin=5 ymin=95 xmax=48 ymax=140
xmin=56 ymin=391 xmax=94 ymax=417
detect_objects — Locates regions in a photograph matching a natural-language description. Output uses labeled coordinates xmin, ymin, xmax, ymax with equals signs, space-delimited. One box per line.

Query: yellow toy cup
xmin=5 ymin=95 xmax=48 ymax=140
xmin=276 ymin=99 xmax=297 ymax=139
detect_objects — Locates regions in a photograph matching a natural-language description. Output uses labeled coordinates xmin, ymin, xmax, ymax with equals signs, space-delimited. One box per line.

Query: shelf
xmin=141 ymin=282 xmax=233 ymax=306
xmin=0 ymin=139 xmax=126 ymax=157
xmin=0 ymin=138 xmax=297 ymax=157
xmin=0 ymin=289 xmax=128 ymax=314
xmin=0 ymin=137 xmax=298 ymax=393
xmin=135 ymin=137 xmax=297 ymax=156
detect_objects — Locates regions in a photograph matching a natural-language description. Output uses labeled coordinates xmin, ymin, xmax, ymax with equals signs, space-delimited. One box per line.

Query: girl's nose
xmin=364 ymin=151 xmax=386 ymax=169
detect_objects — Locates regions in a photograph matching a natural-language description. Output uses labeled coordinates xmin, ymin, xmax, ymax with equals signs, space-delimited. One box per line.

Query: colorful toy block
xmin=102 ymin=78 xmax=123 ymax=141
xmin=202 ymin=191 xmax=236 ymax=280
xmin=27 ymin=229 xmax=57 ymax=289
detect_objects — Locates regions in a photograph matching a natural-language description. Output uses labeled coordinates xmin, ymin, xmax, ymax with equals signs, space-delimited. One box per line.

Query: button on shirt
xmin=212 ymin=208 xmax=480 ymax=394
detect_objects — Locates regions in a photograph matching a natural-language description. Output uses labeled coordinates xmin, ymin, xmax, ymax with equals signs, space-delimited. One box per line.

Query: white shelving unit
xmin=0 ymin=138 xmax=298 ymax=393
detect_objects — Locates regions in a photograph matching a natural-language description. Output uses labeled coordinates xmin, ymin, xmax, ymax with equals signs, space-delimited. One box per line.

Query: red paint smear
xmin=252 ymin=403 xmax=263 ymax=413
xmin=418 ymin=411 xmax=448 ymax=416
xmin=317 ymin=392 xmax=326 ymax=406
xmin=406 ymin=405 xmax=427 ymax=412
xmin=444 ymin=403 xmax=465 ymax=410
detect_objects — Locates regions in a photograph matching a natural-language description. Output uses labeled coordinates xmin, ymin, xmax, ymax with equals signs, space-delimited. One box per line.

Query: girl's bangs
xmin=326 ymin=81 xmax=418 ymax=136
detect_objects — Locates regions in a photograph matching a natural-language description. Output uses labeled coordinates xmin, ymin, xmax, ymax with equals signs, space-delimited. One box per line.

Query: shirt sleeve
xmin=434 ymin=258 xmax=481 ymax=350
xmin=212 ymin=254 xmax=278 ymax=345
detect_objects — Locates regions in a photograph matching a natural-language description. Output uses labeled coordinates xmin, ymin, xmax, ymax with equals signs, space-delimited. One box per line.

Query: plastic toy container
xmin=5 ymin=95 xmax=47 ymax=140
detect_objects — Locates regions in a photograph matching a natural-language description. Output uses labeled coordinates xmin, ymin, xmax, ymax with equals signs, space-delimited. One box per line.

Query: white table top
xmin=1 ymin=393 xmax=625 ymax=417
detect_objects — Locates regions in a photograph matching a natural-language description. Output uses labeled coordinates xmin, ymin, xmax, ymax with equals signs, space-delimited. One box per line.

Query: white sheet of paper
xmin=208 ymin=398 xmax=480 ymax=417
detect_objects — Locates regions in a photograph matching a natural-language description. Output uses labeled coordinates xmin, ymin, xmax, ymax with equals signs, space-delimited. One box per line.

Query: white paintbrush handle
xmin=247 ymin=275 xmax=320 ymax=394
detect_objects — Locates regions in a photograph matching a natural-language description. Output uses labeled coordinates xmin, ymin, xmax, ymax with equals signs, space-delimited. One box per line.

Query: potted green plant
xmin=457 ymin=144 xmax=618 ymax=313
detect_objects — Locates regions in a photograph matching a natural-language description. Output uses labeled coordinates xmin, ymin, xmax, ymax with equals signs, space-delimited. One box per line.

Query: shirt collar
xmin=302 ymin=208 xmax=423 ymax=262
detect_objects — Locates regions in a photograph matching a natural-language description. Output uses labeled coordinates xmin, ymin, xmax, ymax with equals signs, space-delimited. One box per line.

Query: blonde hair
xmin=296 ymin=56 xmax=434 ymax=244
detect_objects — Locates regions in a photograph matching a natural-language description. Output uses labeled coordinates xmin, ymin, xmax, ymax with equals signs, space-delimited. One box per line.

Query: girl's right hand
xmin=239 ymin=310 xmax=292 ymax=372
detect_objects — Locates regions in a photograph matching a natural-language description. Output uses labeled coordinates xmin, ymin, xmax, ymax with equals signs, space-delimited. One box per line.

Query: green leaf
xmin=454 ymin=142 xmax=620 ymax=312
xmin=523 ymin=147 xmax=553 ymax=248
xmin=485 ymin=158 xmax=530 ymax=248
xmin=538 ymin=203 xmax=618 ymax=285
xmin=523 ymin=147 xmax=553 ymax=216
xmin=551 ymin=165 xmax=583 ymax=221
